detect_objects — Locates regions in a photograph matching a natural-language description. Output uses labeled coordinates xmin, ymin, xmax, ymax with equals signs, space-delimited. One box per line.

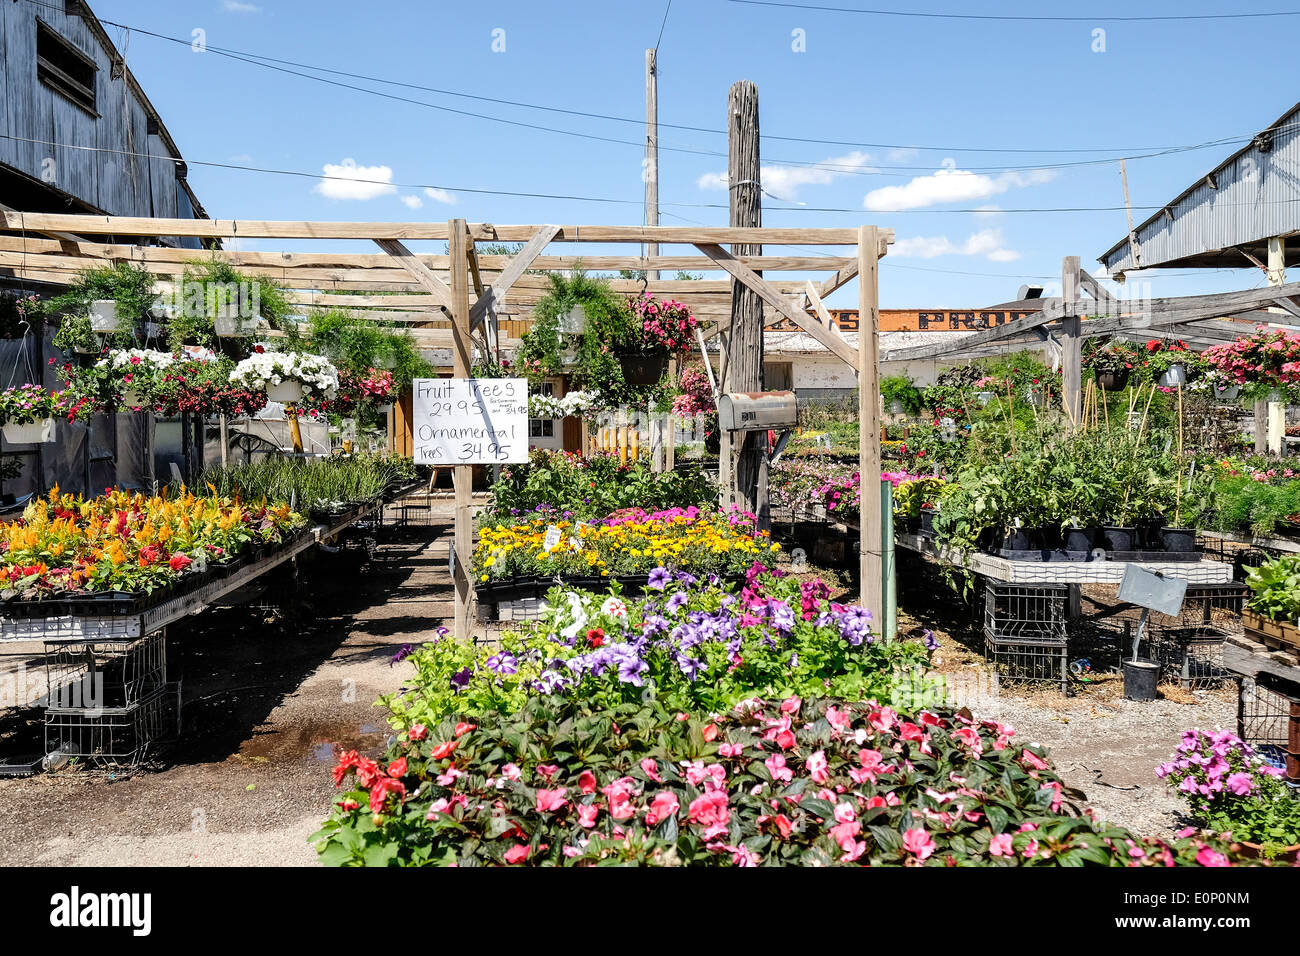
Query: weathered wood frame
xmin=0 ymin=212 xmax=893 ymax=635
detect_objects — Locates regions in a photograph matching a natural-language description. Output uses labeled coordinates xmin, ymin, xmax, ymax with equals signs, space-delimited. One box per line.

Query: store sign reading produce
xmin=411 ymin=378 xmax=529 ymax=464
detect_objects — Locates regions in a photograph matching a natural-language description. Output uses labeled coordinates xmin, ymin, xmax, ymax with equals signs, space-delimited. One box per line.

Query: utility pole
xmin=645 ymin=49 xmax=660 ymax=283
xmin=727 ymin=79 xmax=767 ymax=526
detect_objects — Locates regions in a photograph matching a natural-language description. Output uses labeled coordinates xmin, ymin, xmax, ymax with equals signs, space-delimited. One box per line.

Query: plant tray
xmin=0 ymin=755 xmax=43 ymax=778
xmin=987 ymin=548 xmax=1200 ymax=563
xmin=1243 ymin=610 xmax=1300 ymax=652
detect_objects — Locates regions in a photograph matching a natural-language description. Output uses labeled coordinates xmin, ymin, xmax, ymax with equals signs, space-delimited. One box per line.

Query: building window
xmin=37 ymin=19 xmax=98 ymax=115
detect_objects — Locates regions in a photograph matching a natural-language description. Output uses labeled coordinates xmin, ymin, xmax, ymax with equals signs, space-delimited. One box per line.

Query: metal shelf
xmin=894 ymin=533 xmax=1233 ymax=585
xmin=0 ymin=500 xmax=381 ymax=644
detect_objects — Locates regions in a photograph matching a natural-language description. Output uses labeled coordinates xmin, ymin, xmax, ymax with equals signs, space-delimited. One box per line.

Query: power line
xmin=26 ymin=0 xmax=1288 ymax=176
xmin=655 ymin=0 xmax=673 ymax=51
xmin=725 ymin=0 xmax=1300 ymax=22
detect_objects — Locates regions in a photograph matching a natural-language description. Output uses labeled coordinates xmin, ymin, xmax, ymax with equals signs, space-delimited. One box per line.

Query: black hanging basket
xmin=618 ymin=347 xmax=669 ymax=386
xmin=1095 ymin=369 xmax=1130 ymax=391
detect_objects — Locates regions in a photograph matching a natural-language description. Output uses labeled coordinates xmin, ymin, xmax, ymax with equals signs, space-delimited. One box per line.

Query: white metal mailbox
xmin=718 ymin=391 xmax=798 ymax=432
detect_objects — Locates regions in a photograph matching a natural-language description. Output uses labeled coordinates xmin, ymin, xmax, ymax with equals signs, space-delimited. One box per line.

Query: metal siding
xmin=1102 ymin=107 xmax=1300 ymax=272
xmin=0 ymin=4 xmax=202 ymax=223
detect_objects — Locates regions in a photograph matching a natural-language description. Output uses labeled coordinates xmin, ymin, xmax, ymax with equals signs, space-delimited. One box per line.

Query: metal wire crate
xmin=1238 ymin=674 xmax=1298 ymax=773
xmin=44 ymin=631 xmax=166 ymax=709
xmin=984 ymin=581 xmax=1067 ymax=643
xmin=984 ymin=632 xmax=1068 ymax=690
xmin=1150 ymin=626 xmax=1233 ymax=689
xmin=44 ymin=682 xmax=181 ymax=769
xmin=1150 ymin=583 xmax=1247 ymax=633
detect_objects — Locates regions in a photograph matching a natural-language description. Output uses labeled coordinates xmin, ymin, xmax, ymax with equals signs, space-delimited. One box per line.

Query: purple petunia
xmin=486 ymin=652 xmax=519 ymax=675
xmin=647 ymin=566 xmax=672 ymax=590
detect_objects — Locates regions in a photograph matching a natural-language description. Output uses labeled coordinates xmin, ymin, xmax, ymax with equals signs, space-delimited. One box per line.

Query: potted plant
xmin=1085 ymin=340 xmax=1137 ymax=390
xmin=0 ymin=384 xmax=66 ymax=443
xmin=230 ymin=350 xmax=340 ymax=405
xmin=880 ymin=374 xmax=923 ymax=416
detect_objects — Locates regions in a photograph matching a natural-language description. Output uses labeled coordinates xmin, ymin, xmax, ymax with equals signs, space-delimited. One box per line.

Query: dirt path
xmin=0 ymin=508 xmax=457 ymax=867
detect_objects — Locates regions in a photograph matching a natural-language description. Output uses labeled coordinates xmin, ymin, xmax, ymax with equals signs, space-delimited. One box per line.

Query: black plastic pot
xmin=920 ymin=509 xmax=938 ymax=536
xmin=1101 ymin=526 xmax=1136 ymax=551
xmin=1064 ymin=527 xmax=1095 ymax=552
xmin=1122 ymin=659 xmax=1160 ymax=701
xmin=998 ymin=526 xmax=1036 ymax=551
xmin=1160 ymin=527 xmax=1197 ymax=553
xmin=618 ymin=347 xmax=669 ymax=386
xmin=1095 ymin=370 xmax=1130 ymax=391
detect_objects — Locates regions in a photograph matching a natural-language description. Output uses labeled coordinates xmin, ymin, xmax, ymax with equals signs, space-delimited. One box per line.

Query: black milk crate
xmin=984 ymin=581 xmax=1067 ymax=643
xmin=44 ymin=682 xmax=181 ymax=769
xmin=44 ymin=631 xmax=166 ymax=710
xmin=1238 ymin=673 xmax=1298 ymax=772
xmin=984 ymin=632 xmax=1068 ymax=690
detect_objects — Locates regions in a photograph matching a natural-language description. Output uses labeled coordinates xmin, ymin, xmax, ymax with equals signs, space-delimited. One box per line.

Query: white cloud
xmin=697 ymin=151 xmax=876 ymax=199
xmin=399 ymin=194 xmax=424 ymax=209
xmin=892 ymin=228 xmax=1021 ymax=262
xmin=423 ymin=187 xmax=457 ymax=205
xmin=221 ymin=1 xmax=260 ymax=12
xmin=313 ymin=158 xmax=397 ymax=201
xmin=863 ymin=159 xmax=1055 ymax=211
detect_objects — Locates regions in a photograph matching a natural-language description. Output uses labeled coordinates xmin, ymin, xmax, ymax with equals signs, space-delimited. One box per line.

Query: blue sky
xmin=90 ymin=0 xmax=1300 ymax=308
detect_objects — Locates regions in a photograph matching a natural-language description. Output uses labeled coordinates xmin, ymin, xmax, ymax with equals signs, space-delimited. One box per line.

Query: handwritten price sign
xmin=411 ymin=378 xmax=529 ymax=465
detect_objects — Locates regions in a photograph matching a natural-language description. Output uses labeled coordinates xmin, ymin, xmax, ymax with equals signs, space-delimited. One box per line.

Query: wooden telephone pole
xmin=727 ymin=79 xmax=768 ymax=526
xmin=645 ymin=49 xmax=660 ymax=283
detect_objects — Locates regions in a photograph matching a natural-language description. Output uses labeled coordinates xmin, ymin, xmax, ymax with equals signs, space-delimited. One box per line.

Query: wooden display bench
xmin=1242 ymin=609 xmax=1300 ymax=658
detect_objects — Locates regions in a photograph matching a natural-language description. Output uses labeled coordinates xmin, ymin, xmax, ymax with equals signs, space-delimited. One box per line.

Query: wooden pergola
xmin=0 ymin=213 xmax=893 ymax=638
xmin=881 ymin=255 xmax=1300 ymax=425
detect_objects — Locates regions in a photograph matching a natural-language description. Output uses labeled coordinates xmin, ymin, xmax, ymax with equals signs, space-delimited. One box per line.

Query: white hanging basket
xmin=3 ymin=418 xmax=55 ymax=444
xmin=267 ymin=380 xmax=304 ymax=404
xmin=1159 ymin=363 xmax=1187 ymax=387
xmin=89 ymin=300 xmax=120 ymax=332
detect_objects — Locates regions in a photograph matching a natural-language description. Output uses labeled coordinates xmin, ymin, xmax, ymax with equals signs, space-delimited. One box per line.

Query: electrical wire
xmin=20 ymin=0 xmax=1293 ymax=175
xmin=724 ymin=0 xmax=1300 ymax=22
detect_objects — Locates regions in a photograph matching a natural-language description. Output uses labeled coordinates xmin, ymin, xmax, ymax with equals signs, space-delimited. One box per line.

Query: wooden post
xmin=1255 ymin=400 xmax=1269 ymax=454
xmin=1268 ymin=237 xmax=1287 ymax=454
xmin=448 ymin=219 xmax=473 ymax=642
xmin=645 ymin=48 xmax=660 ymax=283
xmin=727 ymin=79 xmax=768 ymax=527
xmin=1061 ymin=256 xmax=1082 ymax=426
xmin=858 ymin=225 xmax=883 ymax=618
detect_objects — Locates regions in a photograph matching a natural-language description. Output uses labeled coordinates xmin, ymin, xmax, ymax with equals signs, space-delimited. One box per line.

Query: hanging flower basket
xmin=267 ymin=380 xmax=305 ymax=404
xmin=89 ymin=300 xmax=119 ymax=333
xmin=559 ymin=304 xmax=588 ymax=336
xmin=230 ymin=351 xmax=339 ymax=407
xmin=2 ymin=418 xmax=54 ymax=444
xmin=618 ymin=346 xmax=668 ymax=386
xmin=1159 ymin=363 xmax=1187 ymax=387
xmin=1096 ymin=369 xmax=1130 ymax=391
xmin=1214 ymin=383 xmax=1240 ymax=401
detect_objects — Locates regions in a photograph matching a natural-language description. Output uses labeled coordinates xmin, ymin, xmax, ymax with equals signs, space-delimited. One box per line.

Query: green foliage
xmin=313 ymin=692 xmax=1260 ymax=867
xmin=190 ymin=454 xmax=416 ymax=511
xmin=305 ymin=309 xmax=432 ymax=392
xmin=515 ymin=270 xmax=644 ymax=400
xmin=43 ymin=262 xmax=158 ymax=352
xmin=166 ymin=259 xmax=294 ymax=352
xmin=880 ymin=374 xmax=923 ymax=415
xmin=1210 ymin=471 xmax=1300 ymax=537
xmin=484 ymin=449 xmax=713 ymax=521
xmin=1245 ymin=555 xmax=1300 ymax=622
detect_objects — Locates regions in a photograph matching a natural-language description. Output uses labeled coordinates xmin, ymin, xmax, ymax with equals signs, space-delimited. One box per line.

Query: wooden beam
xmin=0 ymin=212 xmax=861 ymax=244
xmin=373 ymin=238 xmax=453 ymax=311
xmin=695 ymin=243 xmax=857 ymax=368
xmin=881 ymin=304 xmax=1064 ymax=362
xmin=469 ymin=224 xmax=560 ymax=330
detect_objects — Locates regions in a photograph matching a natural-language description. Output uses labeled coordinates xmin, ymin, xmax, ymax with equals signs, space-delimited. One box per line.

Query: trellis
xmin=0 ymin=213 xmax=893 ymax=638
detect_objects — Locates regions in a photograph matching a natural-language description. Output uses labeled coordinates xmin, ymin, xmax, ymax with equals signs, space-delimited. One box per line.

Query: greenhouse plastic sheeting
xmin=0 ymin=332 xmax=151 ymax=499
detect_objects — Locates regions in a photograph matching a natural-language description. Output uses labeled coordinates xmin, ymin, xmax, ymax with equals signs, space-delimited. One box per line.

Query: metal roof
xmin=1098 ymin=100 xmax=1300 ymax=275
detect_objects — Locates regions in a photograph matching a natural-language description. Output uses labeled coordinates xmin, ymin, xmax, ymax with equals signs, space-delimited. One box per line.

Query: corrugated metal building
xmin=1099 ymin=100 xmax=1300 ymax=275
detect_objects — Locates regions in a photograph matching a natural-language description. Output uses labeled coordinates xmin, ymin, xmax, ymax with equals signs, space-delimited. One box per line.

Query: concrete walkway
xmin=0 ymin=505 xmax=457 ymax=867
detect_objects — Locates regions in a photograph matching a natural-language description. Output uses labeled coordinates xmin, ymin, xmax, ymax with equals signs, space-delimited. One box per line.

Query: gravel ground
xmin=0 ymin=514 xmax=1240 ymax=865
